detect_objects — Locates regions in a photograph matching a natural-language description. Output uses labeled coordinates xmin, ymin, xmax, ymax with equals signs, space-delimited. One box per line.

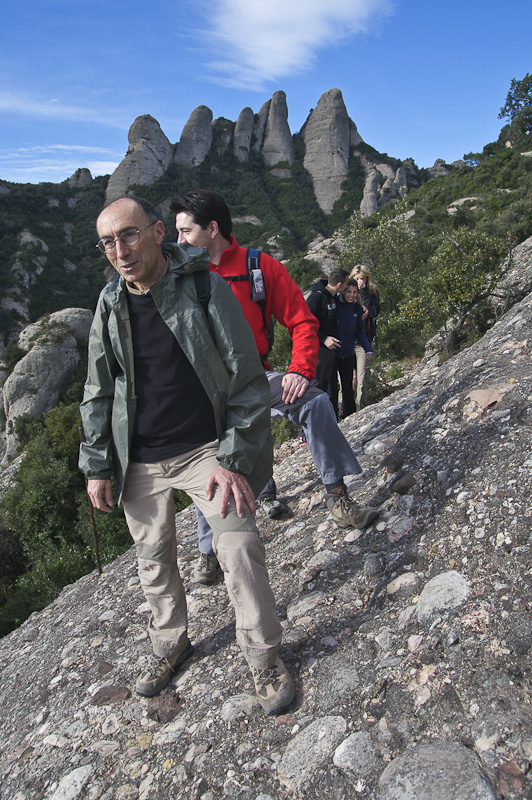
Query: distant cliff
xmin=105 ymin=88 xmax=449 ymax=214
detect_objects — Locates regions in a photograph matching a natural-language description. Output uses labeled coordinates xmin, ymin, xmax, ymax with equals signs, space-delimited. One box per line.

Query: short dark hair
xmin=328 ymin=267 xmax=349 ymax=285
xmin=101 ymin=195 xmax=160 ymax=224
xmin=170 ymin=190 xmax=233 ymax=240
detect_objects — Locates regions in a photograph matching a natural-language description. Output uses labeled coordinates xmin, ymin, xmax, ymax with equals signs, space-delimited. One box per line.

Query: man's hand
xmin=281 ymin=372 xmax=309 ymax=404
xmin=324 ymin=336 xmax=341 ymax=350
xmin=361 ymin=306 xmax=369 ymax=320
xmin=206 ymin=467 xmax=256 ymax=520
xmin=352 ymin=371 xmax=357 ymax=391
xmin=87 ymin=479 xmax=114 ymax=513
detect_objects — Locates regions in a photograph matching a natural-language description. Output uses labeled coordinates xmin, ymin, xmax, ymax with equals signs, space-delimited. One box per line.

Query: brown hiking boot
xmin=250 ymin=657 xmax=295 ymax=716
xmin=135 ymin=639 xmax=194 ymax=697
xmin=325 ymin=485 xmax=379 ymax=529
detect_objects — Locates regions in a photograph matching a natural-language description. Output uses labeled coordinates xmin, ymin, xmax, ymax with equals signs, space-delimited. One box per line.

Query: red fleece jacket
xmin=210 ymin=237 xmax=319 ymax=381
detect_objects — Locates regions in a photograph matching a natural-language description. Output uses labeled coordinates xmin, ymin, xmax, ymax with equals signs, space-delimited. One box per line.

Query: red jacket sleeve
xmin=260 ymin=253 xmax=319 ymax=381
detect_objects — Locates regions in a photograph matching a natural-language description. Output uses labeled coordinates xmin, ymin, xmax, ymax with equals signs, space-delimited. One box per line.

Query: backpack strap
xmin=221 ymin=249 xmax=274 ymax=356
xmin=193 ymin=270 xmax=211 ymax=318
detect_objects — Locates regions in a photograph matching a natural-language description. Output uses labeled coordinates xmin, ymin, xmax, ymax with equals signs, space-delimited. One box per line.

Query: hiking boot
xmin=325 ymin=485 xmax=379 ymax=530
xmin=193 ymin=552 xmax=220 ymax=584
xmin=260 ymin=497 xmax=287 ymax=519
xmin=250 ymin=657 xmax=295 ymax=716
xmin=136 ymin=639 xmax=194 ymax=697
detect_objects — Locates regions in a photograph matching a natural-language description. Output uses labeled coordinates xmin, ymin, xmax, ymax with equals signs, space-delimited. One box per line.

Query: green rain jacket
xmin=78 ymin=242 xmax=273 ymax=502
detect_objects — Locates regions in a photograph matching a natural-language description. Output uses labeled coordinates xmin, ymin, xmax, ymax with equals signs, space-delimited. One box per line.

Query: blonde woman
xmin=350 ymin=265 xmax=380 ymax=411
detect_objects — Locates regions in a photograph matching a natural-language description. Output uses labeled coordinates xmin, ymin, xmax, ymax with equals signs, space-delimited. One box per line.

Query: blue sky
xmin=1 ymin=0 xmax=530 ymax=184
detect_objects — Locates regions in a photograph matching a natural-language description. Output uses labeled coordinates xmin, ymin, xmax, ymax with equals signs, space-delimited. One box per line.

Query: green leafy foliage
xmin=0 ymin=403 xmax=131 ymax=636
xmin=498 ymin=72 xmax=532 ymax=149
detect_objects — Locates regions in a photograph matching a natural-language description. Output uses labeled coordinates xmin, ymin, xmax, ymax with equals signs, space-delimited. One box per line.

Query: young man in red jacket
xmin=170 ymin=191 xmax=378 ymax=583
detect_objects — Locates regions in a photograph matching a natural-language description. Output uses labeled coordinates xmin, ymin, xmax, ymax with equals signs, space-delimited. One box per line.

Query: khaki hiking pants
xmin=121 ymin=441 xmax=282 ymax=669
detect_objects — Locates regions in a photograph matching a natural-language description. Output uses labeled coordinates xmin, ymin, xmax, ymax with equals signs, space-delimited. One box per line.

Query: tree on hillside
xmin=426 ymin=228 xmax=512 ymax=354
xmin=499 ymin=73 xmax=532 ymax=149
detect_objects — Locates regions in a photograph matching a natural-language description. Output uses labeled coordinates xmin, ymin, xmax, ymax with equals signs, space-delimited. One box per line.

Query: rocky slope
xmin=1 ymin=270 xmax=532 ymax=798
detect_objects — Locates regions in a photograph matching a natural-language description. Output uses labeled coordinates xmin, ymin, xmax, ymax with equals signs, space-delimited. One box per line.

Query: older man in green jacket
xmin=79 ymin=196 xmax=294 ymax=715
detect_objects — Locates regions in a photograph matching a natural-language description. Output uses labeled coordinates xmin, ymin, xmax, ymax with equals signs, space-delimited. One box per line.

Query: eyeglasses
xmin=96 ymin=220 xmax=157 ymax=253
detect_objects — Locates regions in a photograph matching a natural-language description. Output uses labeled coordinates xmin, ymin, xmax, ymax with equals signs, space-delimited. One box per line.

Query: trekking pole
xmin=79 ymin=425 xmax=103 ymax=575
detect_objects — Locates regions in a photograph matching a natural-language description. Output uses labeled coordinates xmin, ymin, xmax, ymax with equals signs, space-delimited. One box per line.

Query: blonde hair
xmin=350 ymin=264 xmax=379 ymax=295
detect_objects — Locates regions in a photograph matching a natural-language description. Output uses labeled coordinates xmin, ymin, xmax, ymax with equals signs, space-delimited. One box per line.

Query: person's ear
xmin=155 ymin=220 xmax=165 ymax=243
xmin=208 ymin=220 xmax=219 ymax=239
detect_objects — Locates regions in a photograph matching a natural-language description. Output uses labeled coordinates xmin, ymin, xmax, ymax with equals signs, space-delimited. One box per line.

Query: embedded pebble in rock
xmin=333 ymin=730 xmax=378 ymax=777
xmin=506 ymin=614 xmax=532 ymax=654
xmin=47 ymin=765 xmax=94 ymax=800
xmin=286 ymin=591 xmax=326 ymax=620
xmin=314 ymin=652 xmax=360 ymax=712
xmin=277 ymin=716 xmax=347 ymax=793
xmin=376 ymin=742 xmax=496 ymax=800
xmin=386 ymin=572 xmax=420 ymax=599
xmin=220 ymin=693 xmax=260 ymax=722
xmin=416 ymin=570 xmax=470 ymax=624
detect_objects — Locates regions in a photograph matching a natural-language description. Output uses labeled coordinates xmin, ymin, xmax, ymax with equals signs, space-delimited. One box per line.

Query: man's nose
xmin=177 ymin=231 xmax=186 ymax=244
xmin=115 ymin=238 xmax=131 ymax=257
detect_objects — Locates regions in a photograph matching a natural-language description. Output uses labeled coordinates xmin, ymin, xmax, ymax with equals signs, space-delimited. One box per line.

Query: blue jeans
xmin=196 ymin=371 xmax=362 ymax=554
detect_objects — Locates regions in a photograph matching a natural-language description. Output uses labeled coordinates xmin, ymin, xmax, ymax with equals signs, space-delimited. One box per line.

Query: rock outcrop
xmin=233 ymin=107 xmax=254 ymax=162
xmin=102 ymin=88 xmax=426 ymax=217
xmin=105 ymin=115 xmax=174 ymax=203
xmin=173 ymin=106 xmax=213 ymax=167
xmin=0 ymin=230 xmax=49 ymax=335
xmin=67 ymin=168 xmax=93 ymax=188
xmin=252 ymin=99 xmax=271 ymax=152
xmin=0 ymin=309 xmax=93 ymax=462
xmin=262 ymin=90 xmax=294 ymax=166
xmin=2 ymin=256 xmax=532 ymax=797
xmin=303 ymin=88 xmax=352 ymax=214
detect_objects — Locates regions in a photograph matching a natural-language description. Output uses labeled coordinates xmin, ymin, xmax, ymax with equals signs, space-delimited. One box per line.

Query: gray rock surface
xmin=105 ymin=115 xmax=174 ymax=202
xmin=0 ymin=230 xmax=48 ymax=331
xmin=416 ymin=570 xmax=471 ymax=624
xmin=173 ymin=105 xmax=213 ymax=167
xmin=262 ymin=90 xmax=293 ymax=166
xmin=233 ymin=107 xmax=254 ymax=162
xmin=3 ymin=258 xmax=532 ymax=797
xmin=376 ymin=742 xmax=496 ymax=800
xmin=0 ymin=308 xmax=93 ymax=462
xmin=303 ymin=88 xmax=351 ymax=213
xmin=252 ymin=99 xmax=270 ymax=152
xmin=67 ymin=168 xmax=93 ymax=187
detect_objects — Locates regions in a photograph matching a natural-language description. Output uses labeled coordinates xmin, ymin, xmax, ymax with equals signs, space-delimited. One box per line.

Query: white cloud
xmin=198 ymin=0 xmax=393 ymax=89
xmin=0 ymin=91 xmax=128 ymax=128
xmin=0 ymin=144 xmax=121 ymax=184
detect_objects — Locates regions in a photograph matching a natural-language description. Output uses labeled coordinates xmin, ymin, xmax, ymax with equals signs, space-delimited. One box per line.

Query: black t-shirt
xmin=127 ymin=291 xmax=218 ymax=463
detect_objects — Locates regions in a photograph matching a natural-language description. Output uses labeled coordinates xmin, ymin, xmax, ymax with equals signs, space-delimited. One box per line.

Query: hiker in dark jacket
xmin=306 ymin=268 xmax=349 ymax=392
xmin=330 ymin=279 xmax=373 ymax=418
xmin=351 ymin=265 xmax=381 ymax=411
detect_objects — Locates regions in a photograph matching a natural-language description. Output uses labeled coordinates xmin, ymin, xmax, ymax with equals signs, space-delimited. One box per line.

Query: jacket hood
xmin=310 ymin=278 xmax=329 ymax=294
xmin=162 ymin=242 xmax=211 ymax=275
xmin=103 ymin=242 xmax=211 ymax=306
